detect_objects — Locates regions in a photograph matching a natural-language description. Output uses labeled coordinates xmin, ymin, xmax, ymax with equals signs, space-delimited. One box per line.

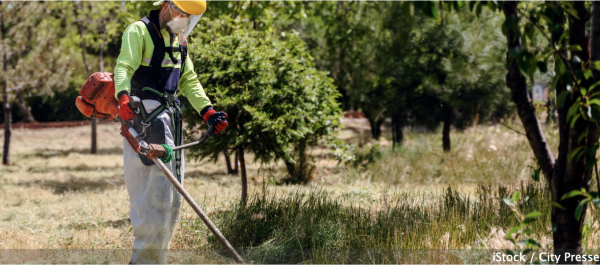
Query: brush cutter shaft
xmin=152 ymin=157 xmax=245 ymax=264
xmin=172 ymin=125 xmax=214 ymax=151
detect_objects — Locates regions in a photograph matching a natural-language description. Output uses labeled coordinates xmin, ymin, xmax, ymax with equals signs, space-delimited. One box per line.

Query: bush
xmin=184 ymin=33 xmax=343 ymax=185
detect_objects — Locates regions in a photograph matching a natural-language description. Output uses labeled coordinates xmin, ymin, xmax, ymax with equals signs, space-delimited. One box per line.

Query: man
xmin=114 ymin=0 xmax=228 ymax=263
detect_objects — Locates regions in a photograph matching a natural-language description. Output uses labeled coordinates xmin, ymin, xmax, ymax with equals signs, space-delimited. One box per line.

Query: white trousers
xmin=123 ymin=101 xmax=185 ymax=264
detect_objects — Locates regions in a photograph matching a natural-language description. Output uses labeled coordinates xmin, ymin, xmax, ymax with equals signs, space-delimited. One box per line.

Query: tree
xmin=1 ymin=1 xmax=10 ymax=165
xmin=51 ymin=1 xmax=123 ymax=154
xmin=406 ymin=1 xmax=600 ymax=254
xmin=498 ymin=1 xmax=597 ymax=256
xmin=418 ymin=7 xmax=510 ymax=152
xmin=1 ymin=1 xmax=75 ymax=164
xmin=454 ymin=0 xmax=598 ymax=258
xmin=299 ymin=1 xmax=391 ymax=139
xmin=1 ymin=2 xmax=72 ymax=123
xmin=184 ymin=33 xmax=343 ymax=200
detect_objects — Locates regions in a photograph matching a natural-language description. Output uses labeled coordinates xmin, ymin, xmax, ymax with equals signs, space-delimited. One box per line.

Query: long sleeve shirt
xmin=113 ymin=21 xmax=212 ymax=114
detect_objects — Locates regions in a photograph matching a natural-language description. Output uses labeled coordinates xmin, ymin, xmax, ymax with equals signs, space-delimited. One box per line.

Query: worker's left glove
xmin=202 ymin=107 xmax=228 ymax=135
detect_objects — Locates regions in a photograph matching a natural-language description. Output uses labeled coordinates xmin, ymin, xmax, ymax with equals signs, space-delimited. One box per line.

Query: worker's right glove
xmin=202 ymin=106 xmax=228 ymax=135
xmin=118 ymin=93 xmax=135 ymax=122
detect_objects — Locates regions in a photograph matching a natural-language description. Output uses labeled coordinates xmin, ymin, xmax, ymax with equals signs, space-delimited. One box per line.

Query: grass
xmin=0 ymin=120 xmax=599 ymax=264
xmin=176 ymin=182 xmax=560 ymax=264
xmin=346 ymin=124 xmax=558 ymax=186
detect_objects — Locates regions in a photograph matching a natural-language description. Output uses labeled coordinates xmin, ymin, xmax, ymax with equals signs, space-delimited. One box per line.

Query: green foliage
xmin=1 ymin=3 xmax=73 ymax=99
xmin=293 ymin=1 xmax=514 ymax=142
xmin=502 ymin=190 xmax=544 ymax=250
xmin=184 ymin=33 xmax=344 ymax=182
xmin=561 ymin=188 xmax=600 ymax=221
xmin=351 ymin=144 xmax=382 ymax=168
xmin=1 ymin=1 xmax=149 ymax=122
xmin=25 ymin=82 xmax=87 ymax=122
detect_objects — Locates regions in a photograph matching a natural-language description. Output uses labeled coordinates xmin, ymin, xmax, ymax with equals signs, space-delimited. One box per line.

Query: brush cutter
xmin=75 ymin=72 xmax=245 ymax=264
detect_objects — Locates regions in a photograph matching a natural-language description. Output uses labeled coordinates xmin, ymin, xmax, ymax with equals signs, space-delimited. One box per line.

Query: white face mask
xmin=167 ymin=17 xmax=189 ymax=33
xmin=165 ymin=5 xmax=189 ymax=34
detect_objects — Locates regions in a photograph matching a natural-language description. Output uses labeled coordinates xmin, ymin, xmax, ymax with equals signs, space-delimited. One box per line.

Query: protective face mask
xmin=166 ymin=5 xmax=189 ymax=34
xmin=167 ymin=17 xmax=189 ymax=33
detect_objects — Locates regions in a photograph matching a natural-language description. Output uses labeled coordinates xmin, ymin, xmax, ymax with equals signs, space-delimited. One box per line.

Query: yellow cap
xmin=172 ymin=0 xmax=207 ymax=16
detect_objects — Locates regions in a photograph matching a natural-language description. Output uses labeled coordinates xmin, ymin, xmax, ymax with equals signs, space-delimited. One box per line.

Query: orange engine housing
xmin=75 ymin=72 xmax=119 ymax=120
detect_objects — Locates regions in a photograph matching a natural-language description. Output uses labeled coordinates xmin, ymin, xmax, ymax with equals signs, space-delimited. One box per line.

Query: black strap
xmin=180 ymin=45 xmax=187 ymax=79
xmin=140 ymin=10 xmax=165 ymax=74
xmin=140 ymin=12 xmax=187 ymax=78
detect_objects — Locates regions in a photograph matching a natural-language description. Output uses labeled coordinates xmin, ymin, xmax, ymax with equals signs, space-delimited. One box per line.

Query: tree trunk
xmin=503 ymin=1 xmax=555 ymax=180
xmin=99 ymin=21 xmax=106 ymax=73
xmin=391 ymin=113 xmax=404 ymax=150
xmin=504 ymin=1 xmax=595 ymax=260
xmin=2 ymin=82 xmax=9 ymax=166
xmin=238 ymin=147 xmax=247 ymax=202
xmin=442 ymin=108 xmax=452 ymax=152
xmin=224 ymin=149 xmax=232 ymax=173
xmin=285 ymin=160 xmax=296 ymax=181
xmin=224 ymin=149 xmax=238 ymax=175
xmin=471 ymin=105 xmax=480 ymax=127
xmin=592 ymin=2 xmax=600 ymax=80
xmin=1 ymin=3 xmax=11 ymax=166
xmin=284 ymin=141 xmax=313 ymax=184
xmin=234 ymin=149 xmax=238 ymax=173
xmin=15 ymin=89 xmax=35 ymax=123
xmin=368 ymin=118 xmax=383 ymax=140
xmin=73 ymin=2 xmax=97 ymax=155
xmin=551 ymin=2 xmax=595 ymax=259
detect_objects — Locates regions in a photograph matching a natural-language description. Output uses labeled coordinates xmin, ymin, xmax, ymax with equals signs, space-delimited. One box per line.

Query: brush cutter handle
xmin=129 ymin=95 xmax=141 ymax=112
xmin=172 ymin=124 xmax=215 ymax=151
xmin=151 ymin=156 xmax=245 ymax=264
xmin=117 ymin=95 xmax=141 ymax=127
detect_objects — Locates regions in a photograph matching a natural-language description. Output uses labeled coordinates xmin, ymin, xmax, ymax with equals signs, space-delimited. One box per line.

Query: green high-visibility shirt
xmin=114 ymin=21 xmax=212 ymax=114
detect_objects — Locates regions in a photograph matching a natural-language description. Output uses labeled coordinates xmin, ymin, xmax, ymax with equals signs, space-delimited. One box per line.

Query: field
xmin=0 ymin=120 xmax=599 ymax=264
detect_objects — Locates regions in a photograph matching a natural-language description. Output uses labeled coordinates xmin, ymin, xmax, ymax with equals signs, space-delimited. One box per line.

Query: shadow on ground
xmin=18 ymin=175 xmax=125 ymax=194
xmin=21 ymin=147 xmax=124 ymax=159
xmin=26 ymin=164 xmax=122 ymax=173
xmin=185 ymin=169 xmax=234 ymax=180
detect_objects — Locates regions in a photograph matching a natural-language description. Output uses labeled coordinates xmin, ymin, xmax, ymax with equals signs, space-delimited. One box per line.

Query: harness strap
xmin=136 ymin=11 xmax=186 ymax=183
xmin=140 ymin=12 xmax=164 ymax=74
xmin=180 ymin=45 xmax=187 ymax=79
xmin=139 ymin=87 xmax=179 ymax=124
xmin=165 ymin=45 xmax=179 ymax=65
xmin=174 ymin=104 xmax=183 ymax=182
xmin=137 ymin=93 xmax=182 ymax=183
xmin=139 ymin=11 xmax=188 ymax=80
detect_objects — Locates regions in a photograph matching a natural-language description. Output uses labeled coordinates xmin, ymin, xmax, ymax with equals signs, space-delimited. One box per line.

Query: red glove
xmin=203 ymin=109 xmax=228 ymax=134
xmin=118 ymin=94 xmax=135 ymax=121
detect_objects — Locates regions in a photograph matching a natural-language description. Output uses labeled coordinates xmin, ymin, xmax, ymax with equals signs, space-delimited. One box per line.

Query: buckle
xmin=167 ymin=93 xmax=175 ymax=105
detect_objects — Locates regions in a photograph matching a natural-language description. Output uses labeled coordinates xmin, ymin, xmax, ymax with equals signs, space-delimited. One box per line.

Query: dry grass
xmin=0 ymin=120 xmax=598 ymax=264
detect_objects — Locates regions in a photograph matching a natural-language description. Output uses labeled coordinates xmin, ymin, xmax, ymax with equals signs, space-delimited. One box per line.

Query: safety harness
xmin=129 ymin=10 xmax=187 ymax=182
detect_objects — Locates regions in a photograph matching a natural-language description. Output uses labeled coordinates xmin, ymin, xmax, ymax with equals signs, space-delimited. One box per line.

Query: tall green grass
xmin=182 ymin=183 xmax=557 ymax=264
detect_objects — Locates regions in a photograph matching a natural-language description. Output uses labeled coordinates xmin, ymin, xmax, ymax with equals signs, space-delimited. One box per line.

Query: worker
xmin=114 ymin=0 xmax=228 ymax=263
